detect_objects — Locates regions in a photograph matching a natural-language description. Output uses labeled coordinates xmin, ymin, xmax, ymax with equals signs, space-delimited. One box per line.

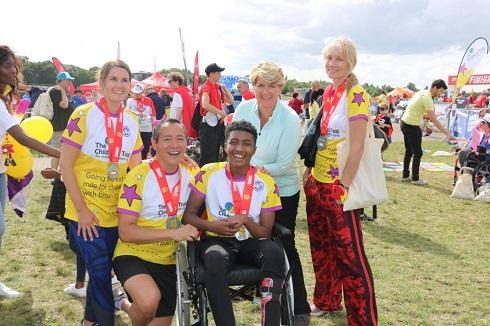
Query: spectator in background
xmin=400 ymin=79 xmax=457 ymax=185
xmin=168 ymin=71 xmax=197 ymax=138
xmin=236 ymin=79 xmax=255 ymax=101
xmin=374 ymin=103 xmax=393 ymax=142
xmin=71 ymin=89 xmax=87 ymax=109
xmin=50 ymin=71 xmax=75 ymax=169
xmin=468 ymin=91 xmax=477 ymax=106
xmin=28 ymin=86 xmax=42 ymax=109
xmin=159 ymin=89 xmax=171 ymax=118
xmin=474 ymin=91 xmax=487 ymax=108
xmin=127 ymin=83 xmax=156 ymax=159
xmin=146 ymin=86 xmax=165 ymax=121
xmin=303 ymin=80 xmax=324 ymax=120
xmin=198 ymin=63 xmax=234 ymax=166
xmin=288 ymin=92 xmax=303 ymax=115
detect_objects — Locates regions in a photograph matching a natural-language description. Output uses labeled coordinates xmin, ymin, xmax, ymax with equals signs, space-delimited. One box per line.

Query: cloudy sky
xmin=3 ymin=0 xmax=490 ymax=89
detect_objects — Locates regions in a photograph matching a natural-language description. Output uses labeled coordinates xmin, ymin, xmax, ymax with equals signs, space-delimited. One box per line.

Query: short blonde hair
xmin=250 ymin=62 xmax=284 ymax=86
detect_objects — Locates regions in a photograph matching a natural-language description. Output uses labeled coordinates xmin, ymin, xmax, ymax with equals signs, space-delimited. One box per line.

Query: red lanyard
xmin=98 ymin=98 xmax=124 ymax=163
xmin=150 ymin=159 xmax=181 ymax=217
xmin=225 ymin=163 xmax=255 ymax=215
xmin=320 ymin=80 xmax=347 ymax=136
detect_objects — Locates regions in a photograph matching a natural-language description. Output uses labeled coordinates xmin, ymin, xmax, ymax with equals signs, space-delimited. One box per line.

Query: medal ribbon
xmin=98 ymin=98 xmax=124 ymax=163
xmin=320 ymin=79 xmax=347 ymax=136
xmin=225 ymin=163 xmax=255 ymax=215
xmin=150 ymin=159 xmax=181 ymax=217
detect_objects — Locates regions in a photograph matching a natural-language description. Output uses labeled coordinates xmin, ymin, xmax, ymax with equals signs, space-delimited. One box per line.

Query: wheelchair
xmin=453 ymin=144 xmax=490 ymax=194
xmin=175 ymin=224 xmax=295 ymax=326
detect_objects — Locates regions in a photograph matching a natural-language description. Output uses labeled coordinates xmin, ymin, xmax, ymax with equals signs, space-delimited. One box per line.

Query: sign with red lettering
xmin=448 ymin=74 xmax=490 ymax=85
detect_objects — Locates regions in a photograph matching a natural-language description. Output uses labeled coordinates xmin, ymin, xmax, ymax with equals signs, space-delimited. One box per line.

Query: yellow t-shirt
xmin=113 ymin=162 xmax=198 ymax=265
xmin=401 ymin=90 xmax=434 ymax=126
xmin=190 ymin=162 xmax=282 ymax=237
xmin=61 ymin=102 xmax=143 ymax=227
xmin=312 ymin=85 xmax=370 ymax=183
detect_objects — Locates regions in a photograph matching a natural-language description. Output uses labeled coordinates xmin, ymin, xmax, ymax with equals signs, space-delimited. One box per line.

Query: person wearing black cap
xmin=198 ymin=63 xmax=234 ymax=166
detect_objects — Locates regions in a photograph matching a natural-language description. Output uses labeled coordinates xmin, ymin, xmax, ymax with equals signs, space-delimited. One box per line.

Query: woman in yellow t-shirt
xmin=60 ymin=60 xmax=143 ymax=326
xmin=303 ymin=37 xmax=377 ymax=326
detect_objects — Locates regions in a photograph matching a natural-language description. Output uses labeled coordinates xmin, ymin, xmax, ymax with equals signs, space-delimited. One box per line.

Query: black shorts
xmin=113 ymin=255 xmax=177 ymax=317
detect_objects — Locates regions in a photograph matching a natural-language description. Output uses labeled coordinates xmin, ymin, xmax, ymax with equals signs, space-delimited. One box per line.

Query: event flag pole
xmin=117 ymin=42 xmax=121 ymax=60
xmin=451 ymin=37 xmax=488 ymax=104
xmin=52 ymin=57 xmax=75 ymax=95
xmin=179 ymin=28 xmax=191 ymax=86
xmin=193 ymin=51 xmax=199 ymax=95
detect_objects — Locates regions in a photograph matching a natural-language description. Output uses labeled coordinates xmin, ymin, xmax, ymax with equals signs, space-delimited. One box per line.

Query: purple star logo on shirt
xmin=273 ymin=184 xmax=280 ymax=195
xmin=120 ymin=184 xmax=141 ymax=206
xmin=66 ymin=117 xmax=81 ymax=136
xmin=329 ymin=166 xmax=339 ymax=177
xmin=352 ymin=92 xmax=365 ymax=106
xmin=194 ymin=171 xmax=205 ymax=184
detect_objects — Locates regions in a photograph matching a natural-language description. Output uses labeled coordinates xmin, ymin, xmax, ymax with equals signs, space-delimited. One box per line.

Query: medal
xmin=166 ymin=216 xmax=181 ymax=229
xmin=98 ymin=98 xmax=124 ymax=175
xmin=225 ymin=163 xmax=255 ymax=241
xmin=317 ymin=135 xmax=327 ymax=150
xmin=107 ymin=163 xmax=119 ymax=181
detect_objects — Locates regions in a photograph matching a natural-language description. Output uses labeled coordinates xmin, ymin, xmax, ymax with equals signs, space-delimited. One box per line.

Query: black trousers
xmin=198 ymin=122 xmax=224 ymax=167
xmin=140 ymin=132 xmax=152 ymax=160
xmin=400 ymin=121 xmax=423 ymax=181
xmin=276 ymin=191 xmax=311 ymax=315
xmin=200 ymin=237 xmax=284 ymax=326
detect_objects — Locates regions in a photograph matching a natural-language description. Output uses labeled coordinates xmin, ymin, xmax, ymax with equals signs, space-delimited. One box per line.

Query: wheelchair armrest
xmin=272 ymin=223 xmax=291 ymax=238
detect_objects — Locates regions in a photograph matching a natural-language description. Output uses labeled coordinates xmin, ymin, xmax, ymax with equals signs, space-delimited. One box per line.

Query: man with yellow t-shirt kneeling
xmin=113 ymin=119 xmax=199 ymax=326
xmin=183 ymin=120 xmax=285 ymax=326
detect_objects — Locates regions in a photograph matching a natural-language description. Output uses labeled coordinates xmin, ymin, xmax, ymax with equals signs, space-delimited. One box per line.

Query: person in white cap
xmin=127 ymin=83 xmax=157 ymax=159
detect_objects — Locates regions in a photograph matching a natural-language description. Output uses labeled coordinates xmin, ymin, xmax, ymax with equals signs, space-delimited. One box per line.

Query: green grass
xmin=0 ymin=140 xmax=489 ymax=325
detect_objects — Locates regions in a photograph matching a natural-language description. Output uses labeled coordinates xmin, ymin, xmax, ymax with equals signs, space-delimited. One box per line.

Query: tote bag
xmin=337 ymin=117 xmax=388 ymax=211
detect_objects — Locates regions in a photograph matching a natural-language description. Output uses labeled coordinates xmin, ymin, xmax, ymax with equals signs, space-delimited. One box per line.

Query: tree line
xmin=20 ymin=58 xmax=420 ymax=96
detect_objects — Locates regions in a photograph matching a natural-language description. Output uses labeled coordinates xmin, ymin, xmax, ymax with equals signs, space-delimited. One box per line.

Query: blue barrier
xmin=447 ymin=108 xmax=480 ymax=139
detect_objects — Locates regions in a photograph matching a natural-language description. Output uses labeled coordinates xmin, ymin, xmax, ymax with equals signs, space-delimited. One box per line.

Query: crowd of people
xmin=18 ymin=33 xmax=490 ymax=325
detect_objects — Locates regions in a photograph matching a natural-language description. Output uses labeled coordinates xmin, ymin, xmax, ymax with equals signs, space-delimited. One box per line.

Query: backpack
xmin=32 ymin=88 xmax=54 ymax=120
xmin=191 ymin=101 xmax=202 ymax=132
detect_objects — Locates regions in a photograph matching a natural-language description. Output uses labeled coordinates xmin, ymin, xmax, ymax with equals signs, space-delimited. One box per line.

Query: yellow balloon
xmin=20 ymin=116 xmax=53 ymax=144
xmin=6 ymin=150 xmax=33 ymax=179
xmin=3 ymin=134 xmax=29 ymax=155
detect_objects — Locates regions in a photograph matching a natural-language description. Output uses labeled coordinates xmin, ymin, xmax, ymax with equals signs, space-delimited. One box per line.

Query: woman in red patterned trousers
xmin=303 ymin=37 xmax=377 ymax=326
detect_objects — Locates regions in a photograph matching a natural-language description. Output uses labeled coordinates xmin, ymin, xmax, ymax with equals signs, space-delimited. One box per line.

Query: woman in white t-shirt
xmin=0 ymin=45 xmax=60 ymax=298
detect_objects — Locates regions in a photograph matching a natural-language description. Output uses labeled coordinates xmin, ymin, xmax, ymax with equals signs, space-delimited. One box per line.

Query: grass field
xmin=0 ymin=140 xmax=489 ymax=325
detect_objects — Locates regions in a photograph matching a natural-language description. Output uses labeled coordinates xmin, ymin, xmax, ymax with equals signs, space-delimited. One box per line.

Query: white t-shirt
xmin=0 ymin=100 xmax=19 ymax=174
xmin=170 ymin=93 xmax=183 ymax=122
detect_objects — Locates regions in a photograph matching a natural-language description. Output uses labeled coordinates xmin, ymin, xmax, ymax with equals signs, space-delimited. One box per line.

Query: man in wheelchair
xmin=183 ymin=121 xmax=286 ymax=326
xmin=113 ymin=119 xmax=199 ymax=326
xmin=457 ymin=113 xmax=490 ymax=169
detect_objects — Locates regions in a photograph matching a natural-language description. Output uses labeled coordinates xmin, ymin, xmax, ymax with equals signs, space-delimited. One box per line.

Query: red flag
xmin=193 ymin=51 xmax=199 ymax=94
xmin=52 ymin=57 xmax=76 ymax=95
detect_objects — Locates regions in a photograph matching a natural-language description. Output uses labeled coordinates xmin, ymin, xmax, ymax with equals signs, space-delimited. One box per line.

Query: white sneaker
xmin=401 ymin=176 xmax=411 ymax=182
xmin=411 ymin=179 xmax=428 ymax=185
xmin=64 ymin=283 xmax=86 ymax=298
xmin=0 ymin=282 xmax=22 ymax=299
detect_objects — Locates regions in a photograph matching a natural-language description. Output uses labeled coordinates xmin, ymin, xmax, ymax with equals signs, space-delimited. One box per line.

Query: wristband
xmin=339 ymin=182 xmax=350 ymax=192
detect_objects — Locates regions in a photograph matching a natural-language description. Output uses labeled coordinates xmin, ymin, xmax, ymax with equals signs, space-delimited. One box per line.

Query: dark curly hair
xmin=0 ymin=45 xmax=23 ymax=111
xmin=225 ymin=120 xmax=258 ymax=145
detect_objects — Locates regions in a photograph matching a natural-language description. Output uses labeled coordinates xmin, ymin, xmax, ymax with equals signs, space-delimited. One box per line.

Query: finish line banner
xmin=448 ymin=73 xmax=490 ymax=85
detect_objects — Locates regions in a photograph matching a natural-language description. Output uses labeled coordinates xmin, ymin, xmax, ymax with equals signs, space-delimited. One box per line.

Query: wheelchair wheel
xmin=281 ymin=252 xmax=295 ymax=326
xmin=473 ymin=161 xmax=490 ymax=193
xmin=197 ymin=284 xmax=208 ymax=326
xmin=176 ymin=242 xmax=191 ymax=326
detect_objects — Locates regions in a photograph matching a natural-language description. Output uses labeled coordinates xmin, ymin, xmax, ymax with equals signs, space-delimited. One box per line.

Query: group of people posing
xmin=0 ymin=36 xmax=378 ymax=326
